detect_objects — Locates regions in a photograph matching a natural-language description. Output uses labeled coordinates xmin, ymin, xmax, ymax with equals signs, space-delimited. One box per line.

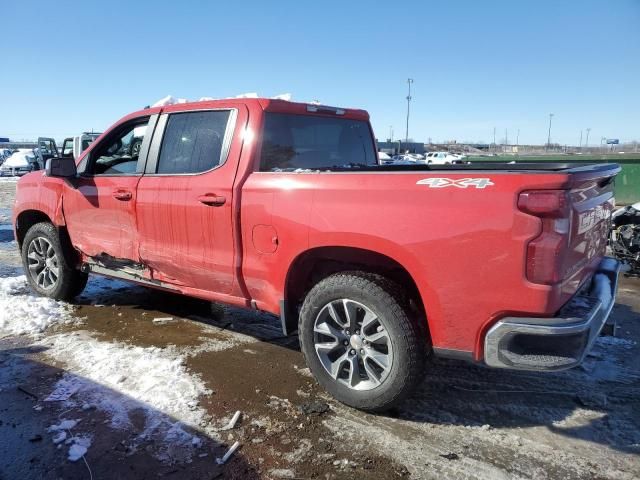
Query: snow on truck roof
xmin=147 ymin=94 xmax=368 ymax=119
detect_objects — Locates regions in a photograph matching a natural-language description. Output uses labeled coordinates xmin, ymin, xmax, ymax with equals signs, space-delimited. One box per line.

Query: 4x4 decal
xmin=416 ymin=178 xmax=495 ymax=189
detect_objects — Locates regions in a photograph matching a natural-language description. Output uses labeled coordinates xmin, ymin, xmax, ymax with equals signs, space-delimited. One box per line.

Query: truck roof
xmin=134 ymin=98 xmax=370 ymax=121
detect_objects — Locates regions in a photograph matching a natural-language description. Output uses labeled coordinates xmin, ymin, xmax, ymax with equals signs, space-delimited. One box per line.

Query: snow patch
xmin=41 ymin=331 xmax=213 ymax=463
xmin=0 ymin=275 xmax=72 ymax=337
xmin=52 ymin=431 xmax=67 ymax=444
xmin=67 ymin=436 xmax=92 ymax=462
xmin=151 ymin=95 xmax=188 ymax=107
xmin=48 ymin=419 xmax=79 ymax=431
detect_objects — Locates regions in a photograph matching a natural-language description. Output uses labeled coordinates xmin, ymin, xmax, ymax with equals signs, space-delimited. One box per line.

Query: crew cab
xmin=12 ymin=98 xmax=621 ymax=411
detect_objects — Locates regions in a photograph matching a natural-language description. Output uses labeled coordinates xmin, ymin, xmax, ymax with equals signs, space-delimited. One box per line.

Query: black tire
xmin=21 ymin=222 xmax=88 ymax=301
xmin=299 ymin=272 xmax=427 ymax=412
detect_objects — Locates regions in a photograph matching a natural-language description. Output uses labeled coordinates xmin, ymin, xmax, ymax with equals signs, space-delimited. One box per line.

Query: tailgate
xmin=562 ymin=164 xmax=620 ymax=295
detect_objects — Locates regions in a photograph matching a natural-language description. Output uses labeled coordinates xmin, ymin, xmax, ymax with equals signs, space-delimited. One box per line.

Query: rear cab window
xmin=259 ymin=113 xmax=377 ymax=172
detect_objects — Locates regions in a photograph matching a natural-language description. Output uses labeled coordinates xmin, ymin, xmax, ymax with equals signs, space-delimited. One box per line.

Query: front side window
xmin=259 ymin=113 xmax=376 ymax=171
xmin=156 ymin=110 xmax=231 ymax=174
xmin=89 ymin=119 xmax=149 ymax=175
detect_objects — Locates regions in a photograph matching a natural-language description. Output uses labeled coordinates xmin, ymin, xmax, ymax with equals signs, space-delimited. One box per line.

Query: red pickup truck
xmin=13 ymin=98 xmax=621 ymax=411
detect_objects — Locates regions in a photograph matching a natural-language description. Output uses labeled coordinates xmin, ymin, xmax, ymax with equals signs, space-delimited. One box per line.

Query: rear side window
xmin=259 ymin=113 xmax=376 ymax=171
xmin=157 ymin=110 xmax=231 ymax=174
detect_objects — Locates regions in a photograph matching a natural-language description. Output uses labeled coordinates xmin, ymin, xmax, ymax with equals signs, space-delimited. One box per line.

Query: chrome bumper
xmin=484 ymin=257 xmax=621 ymax=371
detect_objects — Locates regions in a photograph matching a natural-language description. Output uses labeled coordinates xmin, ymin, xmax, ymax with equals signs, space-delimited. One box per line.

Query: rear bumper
xmin=484 ymin=257 xmax=621 ymax=371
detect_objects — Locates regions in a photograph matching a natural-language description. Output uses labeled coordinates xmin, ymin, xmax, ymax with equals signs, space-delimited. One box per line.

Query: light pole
xmin=389 ymin=125 xmax=394 ymax=142
xmin=547 ymin=113 xmax=554 ymax=150
xmin=585 ymin=128 xmax=591 ymax=149
xmin=579 ymin=130 xmax=583 ymax=148
xmin=516 ymin=129 xmax=520 ymax=147
xmin=405 ymin=78 xmax=413 ymax=143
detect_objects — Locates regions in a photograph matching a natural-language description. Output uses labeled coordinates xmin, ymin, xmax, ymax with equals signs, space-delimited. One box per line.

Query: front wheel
xmin=21 ymin=222 xmax=88 ymax=300
xmin=299 ymin=272 xmax=426 ymax=411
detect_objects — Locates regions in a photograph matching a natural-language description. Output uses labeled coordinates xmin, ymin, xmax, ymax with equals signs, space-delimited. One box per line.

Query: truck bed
xmin=323 ymin=162 xmax=620 ymax=173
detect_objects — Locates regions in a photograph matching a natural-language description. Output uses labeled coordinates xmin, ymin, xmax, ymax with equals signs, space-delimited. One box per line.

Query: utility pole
xmin=585 ymin=128 xmax=591 ymax=149
xmin=405 ymin=78 xmax=414 ymax=143
xmin=505 ymin=129 xmax=508 ymax=145
xmin=579 ymin=130 xmax=583 ymax=148
xmin=493 ymin=127 xmax=496 ymax=147
xmin=546 ymin=113 xmax=554 ymax=150
xmin=516 ymin=129 xmax=520 ymax=147
xmin=389 ymin=125 xmax=394 ymax=142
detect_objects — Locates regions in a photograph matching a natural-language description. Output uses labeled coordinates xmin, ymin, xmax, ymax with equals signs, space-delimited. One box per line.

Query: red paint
xmin=12 ymin=98 xmax=618 ymax=361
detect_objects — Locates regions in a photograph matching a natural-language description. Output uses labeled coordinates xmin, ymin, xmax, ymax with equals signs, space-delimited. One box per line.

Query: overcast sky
xmin=2 ymin=0 xmax=638 ymax=145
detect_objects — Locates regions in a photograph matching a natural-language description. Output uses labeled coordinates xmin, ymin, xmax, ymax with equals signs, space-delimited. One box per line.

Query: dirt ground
xmin=0 ymin=179 xmax=638 ymax=480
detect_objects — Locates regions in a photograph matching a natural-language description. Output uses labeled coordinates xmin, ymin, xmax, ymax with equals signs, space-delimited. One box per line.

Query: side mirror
xmin=45 ymin=157 xmax=77 ymax=178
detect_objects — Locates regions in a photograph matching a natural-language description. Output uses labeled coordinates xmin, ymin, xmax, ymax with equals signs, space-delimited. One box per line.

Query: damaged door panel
xmin=63 ymin=115 xmax=156 ymax=261
xmin=135 ymin=106 xmax=244 ymax=294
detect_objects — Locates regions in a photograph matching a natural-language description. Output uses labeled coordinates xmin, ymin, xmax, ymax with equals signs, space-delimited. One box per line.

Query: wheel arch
xmin=15 ymin=210 xmax=53 ymax=248
xmin=15 ymin=210 xmax=79 ymax=267
xmin=282 ymin=246 xmax=429 ymax=339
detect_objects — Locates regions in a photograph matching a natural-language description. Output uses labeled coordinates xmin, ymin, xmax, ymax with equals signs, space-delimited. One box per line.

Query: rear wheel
xmin=299 ymin=272 xmax=426 ymax=411
xmin=21 ymin=222 xmax=88 ymax=300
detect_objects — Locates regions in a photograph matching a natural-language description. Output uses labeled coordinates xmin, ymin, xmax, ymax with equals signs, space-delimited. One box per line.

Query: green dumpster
xmin=469 ymin=154 xmax=640 ymax=205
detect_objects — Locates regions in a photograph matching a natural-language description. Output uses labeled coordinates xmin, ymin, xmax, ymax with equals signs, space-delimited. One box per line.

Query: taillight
xmin=518 ymin=190 xmax=571 ymax=285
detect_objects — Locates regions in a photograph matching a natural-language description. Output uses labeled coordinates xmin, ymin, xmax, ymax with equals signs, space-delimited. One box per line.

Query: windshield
xmin=259 ymin=113 xmax=376 ymax=171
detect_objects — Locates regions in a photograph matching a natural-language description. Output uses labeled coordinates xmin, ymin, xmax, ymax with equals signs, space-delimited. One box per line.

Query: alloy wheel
xmin=313 ymin=298 xmax=393 ymax=391
xmin=27 ymin=237 xmax=59 ymax=290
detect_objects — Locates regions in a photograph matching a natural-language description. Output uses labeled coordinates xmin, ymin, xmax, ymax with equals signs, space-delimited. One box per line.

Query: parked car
xmin=424 ymin=151 xmax=465 ymax=164
xmin=35 ymin=137 xmax=59 ymax=170
xmin=391 ymin=154 xmax=417 ymax=164
xmin=13 ymin=98 xmax=621 ymax=411
xmin=377 ymin=151 xmax=392 ymax=163
xmin=1 ymin=149 xmax=38 ymax=176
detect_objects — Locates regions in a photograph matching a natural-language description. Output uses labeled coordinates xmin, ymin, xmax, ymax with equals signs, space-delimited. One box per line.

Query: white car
xmin=391 ymin=154 xmax=417 ymax=164
xmin=424 ymin=151 xmax=465 ymax=164
xmin=0 ymin=149 xmax=37 ymax=176
xmin=378 ymin=151 xmax=392 ymax=163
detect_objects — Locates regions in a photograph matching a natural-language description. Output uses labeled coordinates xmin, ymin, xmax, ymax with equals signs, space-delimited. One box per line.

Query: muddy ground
xmin=0 ymin=179 xmax=638 ymax=480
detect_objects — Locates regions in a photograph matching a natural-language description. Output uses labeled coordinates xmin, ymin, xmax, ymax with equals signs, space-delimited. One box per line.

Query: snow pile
xmin=235 ymin=92 xmax=258 ymax=98
xmin=151 ymin=95 xmax=188 ymax=107
xmin=48 ymin=419 xmax=79 ymax=431
xmin=0 ymin=176 xmax=20 ymax=182
xmin=151 ymin=92 xmax=293 ymax=107
xmin=0 ymin=275 xmax=72 ymax=337
xmin=47 ymin=419 xmax=92 ymax=462
xmin=67 ymin=437 xmax=92 ymax=462
xmin=42 ymin=331 xmax=212 ymax=463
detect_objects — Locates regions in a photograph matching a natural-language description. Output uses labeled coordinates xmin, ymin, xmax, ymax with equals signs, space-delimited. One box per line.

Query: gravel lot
xmin=0 ymin=179 xmax=638 ymax=480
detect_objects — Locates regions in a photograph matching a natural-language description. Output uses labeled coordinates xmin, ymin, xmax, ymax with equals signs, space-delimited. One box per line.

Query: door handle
xmin=113 ymin=189 xmax=132 ymax=201
xmin=197 ymin=194 xmax=226 ymax=207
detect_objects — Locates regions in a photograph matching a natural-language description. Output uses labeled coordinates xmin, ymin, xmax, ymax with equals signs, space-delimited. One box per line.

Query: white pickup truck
xmin=60 ymin=132 xmax=102 ymax=160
